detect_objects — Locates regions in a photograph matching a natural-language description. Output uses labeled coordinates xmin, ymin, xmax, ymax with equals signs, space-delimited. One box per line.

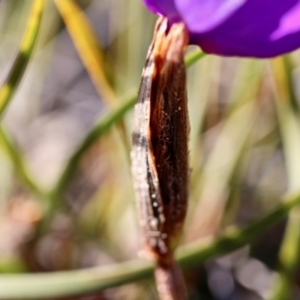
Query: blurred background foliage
xmin=1 ymin=0 xmax=300 ymax=299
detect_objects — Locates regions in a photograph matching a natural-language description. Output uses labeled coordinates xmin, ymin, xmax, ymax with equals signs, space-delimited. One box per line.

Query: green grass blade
xmin=0 ymin=127 xmax=47 ymax=199
xmin=184 ymin=49 xmax=206 ymax=67
xmin=188 ymin=100 xmax=256 ymax=237
xmin=52 ymin=94 xmax=136 ymax=197
xmin=51 ymin=49 xmax=206 ymax=196
xmin=272 ymin=208 xmax=300 ymax=300
xmin=0 ymin=0 xmax=44 ymax=119
xmin=270 ymin=56 xmax=300 ymax=300
xmin=0 ymin=190 xmax=299 ymax=299
xmin=0 ymin=48 xmax=208 ymax=299
xmin=188 ymin=58 xmax=264 ymax=237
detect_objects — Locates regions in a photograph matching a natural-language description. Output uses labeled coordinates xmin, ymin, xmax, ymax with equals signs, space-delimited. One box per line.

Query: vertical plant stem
xmin=184 ymin=49 xmax=205 ymax=67
xmin=270 ymin=56 xmax=300 ymax=299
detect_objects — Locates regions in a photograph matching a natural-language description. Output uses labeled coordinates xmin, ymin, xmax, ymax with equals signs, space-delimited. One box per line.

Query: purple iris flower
xmin=143 ymin=0 xmax=300 ymax=58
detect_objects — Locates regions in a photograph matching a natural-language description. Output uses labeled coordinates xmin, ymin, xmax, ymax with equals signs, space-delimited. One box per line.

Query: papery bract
xmin=143 ymin=0 xmax=300 ymax=58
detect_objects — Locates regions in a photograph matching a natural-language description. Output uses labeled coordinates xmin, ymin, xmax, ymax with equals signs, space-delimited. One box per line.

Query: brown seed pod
xmin=131 ymin=17 xmax=189 ymax=300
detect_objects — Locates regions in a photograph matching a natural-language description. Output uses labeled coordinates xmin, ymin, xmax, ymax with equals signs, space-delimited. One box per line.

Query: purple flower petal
xmin=143 ymin=0 xmax=181 ymax=22
xmin=176 ymin=0 xmax=247 ymax=32
xmin=143 ymin=0 xmax=300 ymax=58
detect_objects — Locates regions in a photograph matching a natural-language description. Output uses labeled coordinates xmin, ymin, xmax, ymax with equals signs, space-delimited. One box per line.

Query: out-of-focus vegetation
xmin=1 ymin=0 xmax=300 ymax=299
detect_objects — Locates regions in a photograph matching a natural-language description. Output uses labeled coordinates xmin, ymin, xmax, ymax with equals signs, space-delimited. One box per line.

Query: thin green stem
xmin=272 ymin=208 xmax=300 ymax=300
xmin=270 ymin=56 xmax=300 ymax=299
xmin=0 ymin=127 xmax=47 ymax=199
xmin=51 ymin=49 xmax=207 ymax=199
xmin=185 ymin=49 xmax=206 ymax=67
xmin=0 ymin=191 xmax=298 ymax=299
xmin=0 ymin=48 xmax=208 ymax=299
xmin=51 ymin=94 xmax=136 ymax=198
